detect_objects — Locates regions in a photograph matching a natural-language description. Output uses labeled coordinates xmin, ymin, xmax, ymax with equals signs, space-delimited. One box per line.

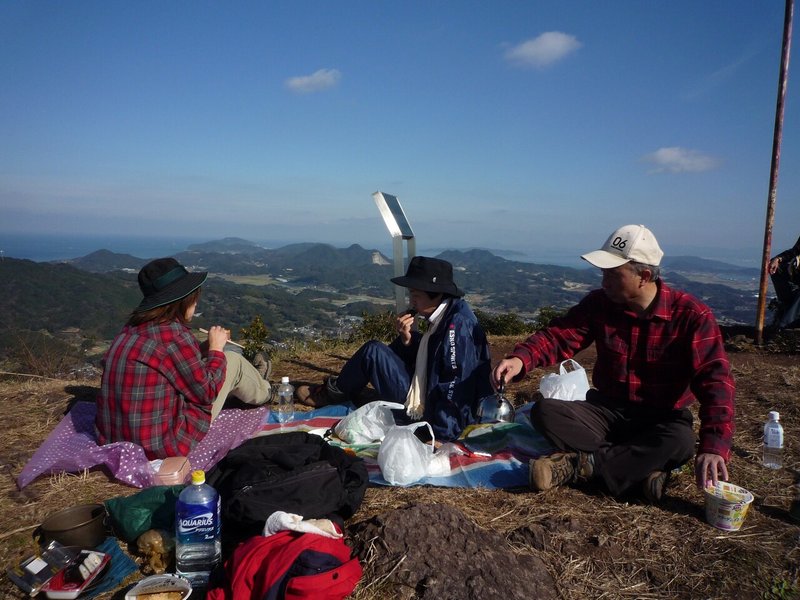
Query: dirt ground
xmin=2 ymin=330 xmax=800 ymax=599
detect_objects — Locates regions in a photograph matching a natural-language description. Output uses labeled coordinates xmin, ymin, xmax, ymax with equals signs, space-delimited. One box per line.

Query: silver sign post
xmin=372 ymin=191 xmax=416 ymax=313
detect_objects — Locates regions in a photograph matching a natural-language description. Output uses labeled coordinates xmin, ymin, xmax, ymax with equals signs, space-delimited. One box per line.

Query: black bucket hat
xmin=390 ymin=256 xmax=464 ymax=297
xmin=135 ymin=257 xmax=208 ymax=312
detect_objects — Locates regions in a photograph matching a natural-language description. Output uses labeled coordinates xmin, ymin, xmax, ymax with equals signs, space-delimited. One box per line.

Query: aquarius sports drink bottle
xmin=175 ymin=469 xmax=221 ymax=585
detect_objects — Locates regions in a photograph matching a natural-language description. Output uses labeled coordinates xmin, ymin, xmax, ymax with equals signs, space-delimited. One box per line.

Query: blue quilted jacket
xmin=389 ymin=298 xmax=492 ymax=441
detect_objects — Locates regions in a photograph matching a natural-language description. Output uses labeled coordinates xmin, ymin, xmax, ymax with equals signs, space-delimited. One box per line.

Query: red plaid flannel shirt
xmin=510 ymin=281 xmax=735 ymax=460
xmin=96 ymin=320 xmax=226 ymax=459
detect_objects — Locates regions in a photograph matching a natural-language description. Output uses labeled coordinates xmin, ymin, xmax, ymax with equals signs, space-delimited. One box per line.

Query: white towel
xmin=262 ymin=511 xmax=342 ymax=538
xmin=405 ymin=300 xmax=449 ymax=419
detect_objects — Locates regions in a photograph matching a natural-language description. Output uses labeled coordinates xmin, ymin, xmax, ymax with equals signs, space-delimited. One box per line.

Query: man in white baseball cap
xmin=492 ymin=224 xmax=735 ymax=504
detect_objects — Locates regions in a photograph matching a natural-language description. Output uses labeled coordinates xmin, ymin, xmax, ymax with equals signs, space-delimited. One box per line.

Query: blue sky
xmin=1 ymin=1 xmax=798 ymax=265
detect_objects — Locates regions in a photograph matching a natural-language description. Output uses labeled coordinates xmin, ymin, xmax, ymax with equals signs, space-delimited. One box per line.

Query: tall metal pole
xmin=756 ymin=0 xmax=794 ymax=345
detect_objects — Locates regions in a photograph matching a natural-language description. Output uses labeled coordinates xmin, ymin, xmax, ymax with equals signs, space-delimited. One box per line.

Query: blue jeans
xmin=336 ymin=341 xmax=413 ymax=404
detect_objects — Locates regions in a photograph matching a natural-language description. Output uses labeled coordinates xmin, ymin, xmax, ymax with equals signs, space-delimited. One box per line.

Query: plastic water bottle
xmin=175 ymin=470 xmax=221 ymax=585
xmin=276 ymin=376 xmax=294 ymax=425
xmin=763 ymin=411 xmax=784 ymax=469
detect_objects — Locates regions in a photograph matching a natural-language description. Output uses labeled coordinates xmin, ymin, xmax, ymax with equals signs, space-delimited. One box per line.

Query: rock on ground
xmin=349 ymin=502 xmax=557 ymax=600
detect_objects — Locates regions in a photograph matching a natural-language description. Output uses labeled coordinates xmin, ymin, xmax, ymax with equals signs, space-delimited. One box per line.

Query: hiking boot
xmin=295 ymin=376 xmax=346 ymax=407
xmin=529 ymin=452 xmax=594 ymax=491
xmin=642 ymin=470 xmax=670 ymax=504
xmin=295 ymin=383 xmax=327 ymax=407
xmin=252 ymin=352 xmax=272 ymax=381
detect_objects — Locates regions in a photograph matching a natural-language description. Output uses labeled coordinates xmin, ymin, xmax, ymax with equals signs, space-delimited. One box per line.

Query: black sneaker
xmin=295 ymin=376 xmax=346 ymax=407
xmin=325 ymin=376 xmax=346 ymax=402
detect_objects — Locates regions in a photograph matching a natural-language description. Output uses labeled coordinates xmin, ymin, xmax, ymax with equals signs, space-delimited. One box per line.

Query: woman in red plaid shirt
xmin=493 ymin=225 xmax=735 ymax=504
xmin=96 ymin=257 xmax=273 ymax=459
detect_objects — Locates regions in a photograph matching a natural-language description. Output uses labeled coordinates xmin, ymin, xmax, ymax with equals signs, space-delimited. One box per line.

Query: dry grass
xmin=1 ymin=335 xmax=800 ymax=599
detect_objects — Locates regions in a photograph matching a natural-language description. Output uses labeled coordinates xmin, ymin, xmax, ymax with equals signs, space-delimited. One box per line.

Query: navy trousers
xmin=336 ymin=341 xmax=413 ymax=405
xmin=771 ymin=266 xmax=800 ymax=327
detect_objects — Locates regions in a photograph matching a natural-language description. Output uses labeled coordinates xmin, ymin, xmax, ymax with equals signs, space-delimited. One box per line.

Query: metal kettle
xmin=476 ymin=378 xmax=515 ymax=424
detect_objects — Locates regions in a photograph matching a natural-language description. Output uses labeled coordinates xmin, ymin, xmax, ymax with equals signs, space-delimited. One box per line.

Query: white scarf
xmin=405 ymin=300 xmax=449 ymax=419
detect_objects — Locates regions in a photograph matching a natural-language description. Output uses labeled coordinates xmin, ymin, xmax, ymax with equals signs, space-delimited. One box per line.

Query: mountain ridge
xmin=0 ymin=240 xmax=763 ymax=358
xmin=58 ymin=241 xmax=761 ymax=319
xmin=57 ymin=238 xmax=760 ymax=278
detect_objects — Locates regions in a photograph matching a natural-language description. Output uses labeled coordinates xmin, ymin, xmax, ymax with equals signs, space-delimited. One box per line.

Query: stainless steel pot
xmin=476 ymin=392 xmax=515 ymax=424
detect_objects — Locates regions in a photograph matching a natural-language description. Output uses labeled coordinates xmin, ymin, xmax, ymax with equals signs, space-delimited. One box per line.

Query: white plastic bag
xmin=334 ymin=401 xmax=405 ymax=444
xmin=538 ymin=359 xmax=590 ymax=401
xmin=377 ymin=422 xmax=435 ymax=485
xmin=426 ymin=442 xmax=462 ymax=477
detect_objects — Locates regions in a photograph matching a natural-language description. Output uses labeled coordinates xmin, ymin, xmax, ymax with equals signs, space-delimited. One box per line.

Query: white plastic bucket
xmin=704 ymin=481 xmax=754 ymax=531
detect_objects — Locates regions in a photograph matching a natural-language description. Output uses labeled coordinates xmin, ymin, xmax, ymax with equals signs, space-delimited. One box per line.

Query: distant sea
xmin=0 ymin=233 xmax=210 ymax=262
xmin=0 ymin=232 xmax=761 ymax=270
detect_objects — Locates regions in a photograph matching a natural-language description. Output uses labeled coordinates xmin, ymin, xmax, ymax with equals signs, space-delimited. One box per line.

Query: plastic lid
xmin=281 ymin=376 xmax=290 ymax=384
xmin=191 ymin=469 xmax=206 ymax=485
xmin=769 ymin=410 xmax=780 ymax=421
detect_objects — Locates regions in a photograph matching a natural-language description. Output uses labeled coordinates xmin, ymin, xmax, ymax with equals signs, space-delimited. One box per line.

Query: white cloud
xmin=642 ymin=147 xmax=721 ymax=173
xmin=285 ymin=68 xmax=342 ymax=94
xmin=504 ymin=32 xmax=581 ymax=69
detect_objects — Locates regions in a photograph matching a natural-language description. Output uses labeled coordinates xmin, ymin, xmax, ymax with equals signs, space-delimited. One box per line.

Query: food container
xmin=40 ymin=550 xmax=110 ymax=599
xmin=704 ymin=481 xmax=754 ymax=531
xmin=40 ymin=504 xmax=108 ymax=549
xmin=6 ymin=541 xmax=78 ymax=596
xmin=154 ymin=457 xmax=192 ymax=485
xmin=125 ymin=573 xmax=193 ymax=599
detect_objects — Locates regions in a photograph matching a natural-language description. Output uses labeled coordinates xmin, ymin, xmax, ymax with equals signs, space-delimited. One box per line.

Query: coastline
xmin=0 ymin=233 xmax=208 ymax=262
xmin=0 ymin=231 xmax=762 ymax=271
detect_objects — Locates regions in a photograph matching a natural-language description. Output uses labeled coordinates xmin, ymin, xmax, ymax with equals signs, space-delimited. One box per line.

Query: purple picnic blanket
xmin=17 ymin=401 xmax=268 ymax=489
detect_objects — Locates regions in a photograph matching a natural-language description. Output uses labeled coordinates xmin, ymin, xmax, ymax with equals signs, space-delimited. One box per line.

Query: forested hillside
xmin=0 ymin=258 xmax=140 ymax=339
xmin=0 ymin=240 xmax=764 ymax=368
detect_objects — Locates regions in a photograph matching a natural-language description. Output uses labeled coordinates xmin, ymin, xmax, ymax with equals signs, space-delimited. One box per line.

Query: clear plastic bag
xmin=377 ymin=422 xmax=435 ymax=485
xmin=333 ymin=401 xmax=405 ymax=445
xmin=538 ymin=359 xmax=590 ymax=401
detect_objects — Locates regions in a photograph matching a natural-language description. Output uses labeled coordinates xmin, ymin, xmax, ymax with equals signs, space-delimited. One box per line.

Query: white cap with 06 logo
xmin=581 ymin=224 xmax=664 ymax=269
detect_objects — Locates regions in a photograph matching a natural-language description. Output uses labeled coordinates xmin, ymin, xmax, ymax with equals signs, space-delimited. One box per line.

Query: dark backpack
xmin=205 ymin=432 xmax=368 ymax=549
xmin=206 ymin=531 xmax=362 ymax=600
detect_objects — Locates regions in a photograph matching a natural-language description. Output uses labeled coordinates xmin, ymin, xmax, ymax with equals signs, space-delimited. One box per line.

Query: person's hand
xmin=769 ymin=257 xmax=781 ymax=275
xmin=492 ymin=357 xmax=523 ymax=390
xmin=396 ymin=311 xmax=416 ymax=346
xmin=695 ymin=453 xmax=728 ymax=490
xmin=207 ymin=325 xmax=230 ymax=353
